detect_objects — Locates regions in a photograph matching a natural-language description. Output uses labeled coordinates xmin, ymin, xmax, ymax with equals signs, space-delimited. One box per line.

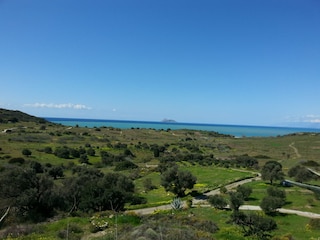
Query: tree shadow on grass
xmin=246 ymin=196 xmax=259 ymax=201
xmin=190 ymin=191 xmax=209 ymax=201
xmin=189 ymin=190 xmax=205 ymax=197
xmin=277 ymin=212 xmax=289 ymax=217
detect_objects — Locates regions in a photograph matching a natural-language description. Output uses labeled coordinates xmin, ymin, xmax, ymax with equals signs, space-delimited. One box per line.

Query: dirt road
xmin=289 ymin=142 xmax=301 ymax=158
xmin=128 ymin=174 xmax=262 ymax=215
xmin=128 ymin=174 xmax=320 ymax=219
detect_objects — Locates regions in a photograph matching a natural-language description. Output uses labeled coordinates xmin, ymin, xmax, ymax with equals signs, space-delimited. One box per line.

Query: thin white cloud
xmin=302 ymin=114 xmax=320 ymax=123
xmin=24 ymin=103 xmax=91 ymax=110
xmin=308 ymin=119 xmax=320 ymax=123
xmin=284 ymin=114 xmax=320 ymax=125
xmin=306 ymin=114 xmax=317 ymax=118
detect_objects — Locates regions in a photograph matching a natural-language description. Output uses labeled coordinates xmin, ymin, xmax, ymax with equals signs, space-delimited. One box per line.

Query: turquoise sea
xmin=46 ymin=118 xmax=320 ymax=138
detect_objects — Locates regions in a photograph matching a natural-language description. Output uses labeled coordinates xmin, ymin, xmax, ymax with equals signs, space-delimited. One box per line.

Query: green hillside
xmin=1 ymin=109 xmax=320 ymax=240
xmin=0 ymin=108 xmax=48 ymax=124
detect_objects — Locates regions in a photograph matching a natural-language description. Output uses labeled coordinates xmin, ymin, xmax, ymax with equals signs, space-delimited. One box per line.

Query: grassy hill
xmin=1 ymin=109 xmax=320 ymax=239
xmin=0 ymin=108 xmax=48 ymax=124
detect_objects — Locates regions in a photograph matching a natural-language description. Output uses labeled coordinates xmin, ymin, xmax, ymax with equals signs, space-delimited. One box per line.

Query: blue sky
xmin=1 ymin=0 xmax=320 ymax=127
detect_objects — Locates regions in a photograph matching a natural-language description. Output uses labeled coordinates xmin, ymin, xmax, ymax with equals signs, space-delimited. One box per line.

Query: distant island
xmin=161 ymin=118 xmax=177 ymax=123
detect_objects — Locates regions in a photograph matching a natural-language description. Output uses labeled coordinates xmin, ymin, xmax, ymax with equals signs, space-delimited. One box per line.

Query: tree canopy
xmin=160 ymin=165 xmax=197 ymax=197
xmin=288 ymin=165 xmax=316 ymax=182
xmin=260 ymin=186 xmax=286 ymax=215
xmin=261 ymin=161 xmax=284 ymax=185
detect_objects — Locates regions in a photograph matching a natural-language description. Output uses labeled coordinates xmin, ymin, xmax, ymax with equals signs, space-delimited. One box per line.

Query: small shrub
xmin=8 ymin=157 xmax=25 ymax=165
xmin=0 ymin=225 xmax=35 ymax=238
xmin=130 ymin=196 xmax=147 ymax=205
xmin=57 ymin=228 xmax=82 ymax=240
xmin=43 ymin=146 xmax=53 ymax=154
xmin=192 ymin=219 xmax=219 ymax=234
xmin=114 ymin=160 xmax=138 ymax=171
xmin=220 ymin=186 xmax=228 ymax=194
xmin=186 ymin=199 xmax=193 ymax=208
xmin=208 ymin=194 xmax=227 ymax=209
xmin=30 ymin=161 xmax=44 ymax=173
xmin=86 ymin=147 xmax=95 ymax=156
xmin=143 ymin=178 xmax=157 ymax=192
xmin=79 ymin=154 xmax=89 ymax=164
xmin=171 ymin=197 xmax=183 ymax=210
xmin=144 ymin=228 xmax=159 ymax=239
xmin=90 ymin=217 xmax=109 ymax=233
xmin=309 ymin=218 xmax=320 ymax=230
xmin=57 ymin=230 xmax=68 ymax=239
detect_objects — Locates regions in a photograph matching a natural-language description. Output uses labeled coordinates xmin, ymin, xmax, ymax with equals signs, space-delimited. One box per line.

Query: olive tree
xmin=261 ymin=161 xmax=284 ymax=185
xmin=208 ymin=195 xmax=228 ymax=209
xmin=288 ymin=165 xmax=315 ymax=182
xmin=161 ymin=165 xmax=196 ymax=197
xmin=260 ymin=186 xmax=286 ymax=215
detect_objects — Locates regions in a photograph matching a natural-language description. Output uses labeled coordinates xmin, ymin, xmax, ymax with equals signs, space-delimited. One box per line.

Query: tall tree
xmin=260 ymin=186 xmax=286 ymax=215
xmin=229 ymin=191 xmax=244 ymax=212
xmin=236 ymin=185 xmax=252 ymax=200
xmin=161 ymin=165 xmax=196 ymax=197
xmin=261 ymin=161 xmax=284 ymax=185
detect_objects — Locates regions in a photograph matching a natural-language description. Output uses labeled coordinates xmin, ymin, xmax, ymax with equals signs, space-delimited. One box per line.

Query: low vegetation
xmin=1 ymin=108 xmax=320 ymax=239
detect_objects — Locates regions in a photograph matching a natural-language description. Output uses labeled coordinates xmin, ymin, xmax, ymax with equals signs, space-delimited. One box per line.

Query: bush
xmin=9 ymin=157 xmax=25 ymax=165
xmin=86 ymin=147 xmax=95 ymax=156
xmin=0 ymin=224 xmax=35 ymax=239
xmin=114 ymin=160 xmax=138 ymax=171
xmin=191 ymin=219 xmax=219 ymax=234
xmin=260 ymin=196 xmax=284 ymax=215
xmin=220 ymin=186 xmax=228 ymax=194
xmin=43 ymin=146 xmax=53 ymax=154
xmin=236 ymin=185 xmax=252 ymax=200
xmin=79 ymin=154 xmax=89 ymax=164
xmin=309 ymin=218 xmax=320 ymax=230
xmin=30 ymin=161 xmax=44 ymax=173
xmin=129 ymin=196 xmax=147 ymax=205
xmin=22 ymin=148 xmax=32 ymax=157
xmin=57 ymin=223 xmax=83 ymax=240
xmin=143 ymin=178 xmax=157 ymax=192
xmin=48 ymin=166 xmax=64 ymax=179
xmin=242 ymin=212 xmax=277 ymax=239
xmin=208 ymin=195 xmax=227 ymax=209
xmin=54 ymin=146 xmax=70 ymax=159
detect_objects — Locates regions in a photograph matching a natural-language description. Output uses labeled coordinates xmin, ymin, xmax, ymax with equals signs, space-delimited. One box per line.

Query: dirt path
xmin=128 ymin=174 xmax=262 ymax=215
xmin=289 ymin=142 xmax=301 ymax=158
xmin=240 ymin=205 xmax=320 ymax=218
xmin=192 ymin=174 xmax=261 ymax=204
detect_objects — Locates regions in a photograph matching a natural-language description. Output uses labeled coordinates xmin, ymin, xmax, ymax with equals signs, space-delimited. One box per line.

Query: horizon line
xmin=44 ymin=116 xmax=320 ymax=130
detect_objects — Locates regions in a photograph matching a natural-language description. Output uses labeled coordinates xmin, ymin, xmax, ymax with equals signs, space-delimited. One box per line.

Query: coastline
xmin=45 ymin=117 xmax=320 ymax=138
